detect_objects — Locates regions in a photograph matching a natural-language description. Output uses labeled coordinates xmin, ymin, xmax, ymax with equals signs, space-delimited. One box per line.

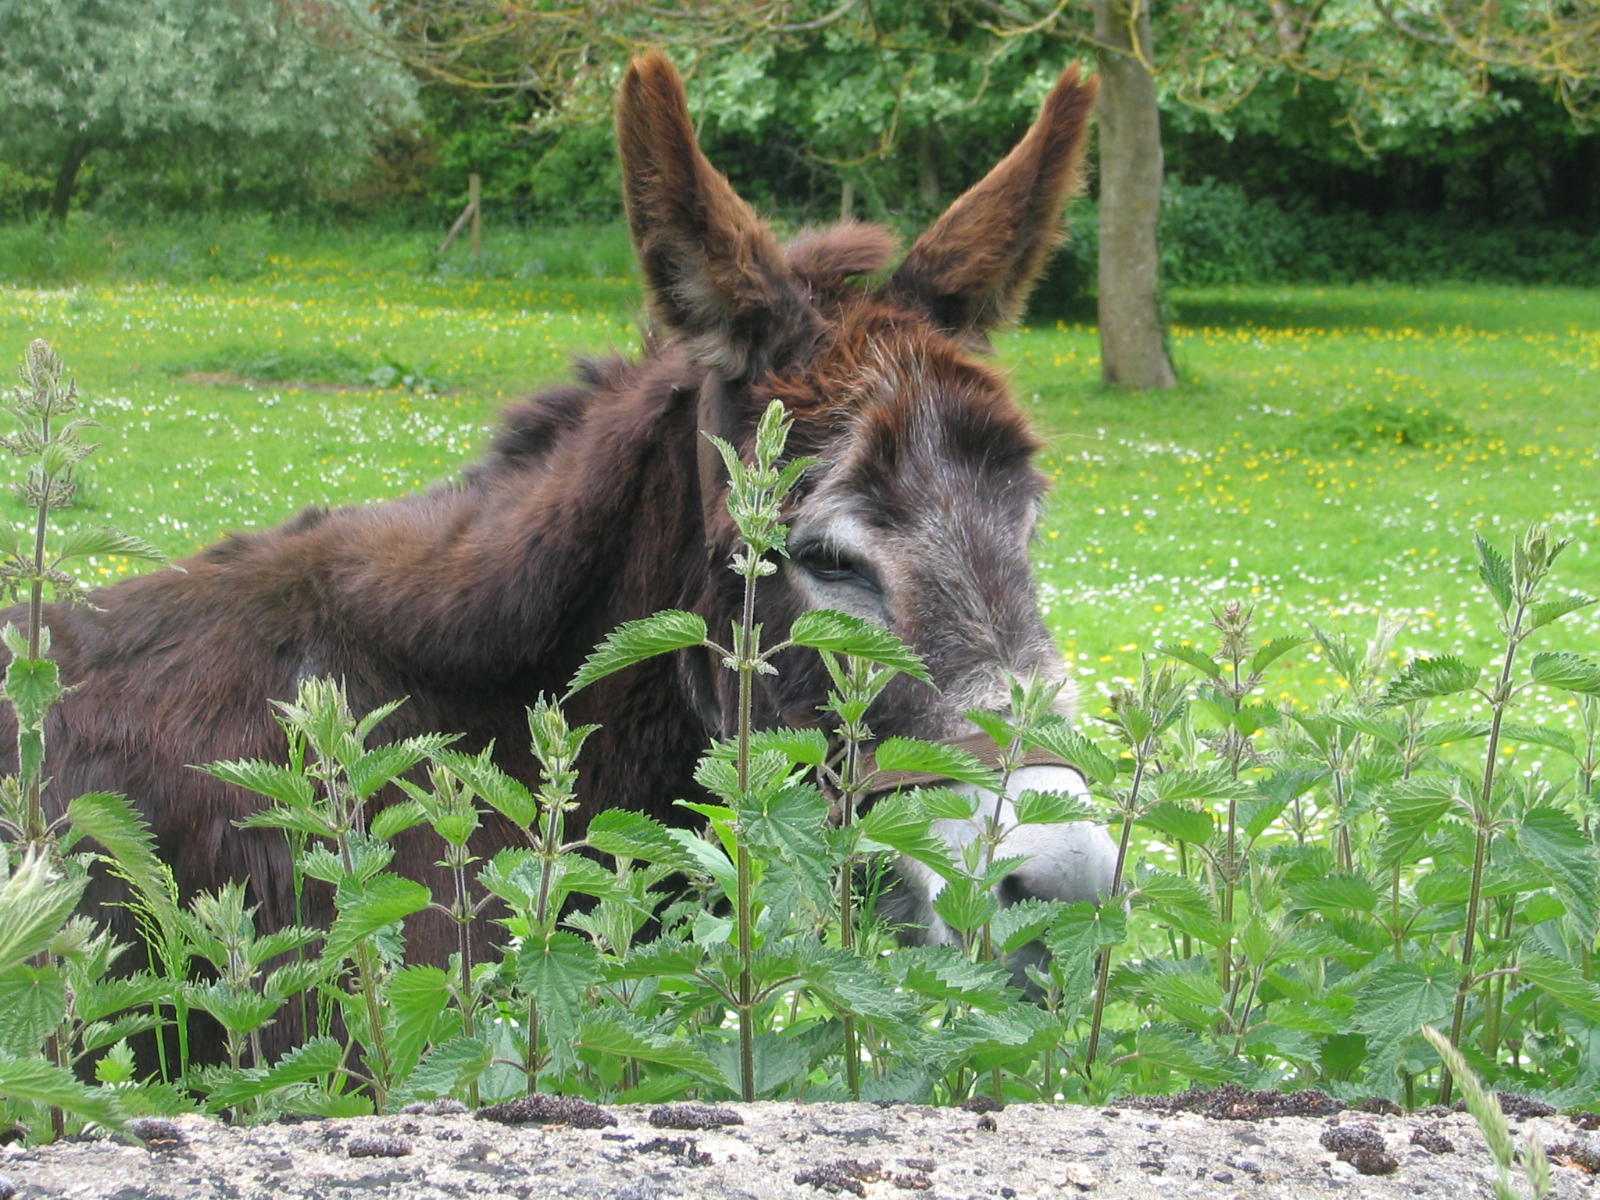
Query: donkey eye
xmin=792 ymin=541 xmax=879 ymax=592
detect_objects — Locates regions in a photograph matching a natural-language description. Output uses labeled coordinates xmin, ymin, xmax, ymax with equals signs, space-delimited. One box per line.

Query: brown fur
xmin=0 ymin=53 xmax=1096 ymax=1061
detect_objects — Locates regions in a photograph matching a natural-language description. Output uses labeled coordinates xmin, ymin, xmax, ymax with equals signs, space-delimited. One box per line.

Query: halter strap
xmin=856 ymin=731 xmax=1080 ymax=802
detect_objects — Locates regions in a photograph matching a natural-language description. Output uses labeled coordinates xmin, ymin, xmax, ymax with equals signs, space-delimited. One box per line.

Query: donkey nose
xmin=998 ymin=872 xmax=1030 ymax=909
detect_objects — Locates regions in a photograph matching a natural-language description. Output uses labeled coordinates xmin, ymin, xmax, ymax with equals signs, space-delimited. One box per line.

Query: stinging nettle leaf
xmin=1475 ymin=534 xmax=1514 ymax=617
xmin=1156 ymin=642 xmax=1223 ymax=680
xmin=872 ymin=737 xmax=1000 ymax=792
xmin=1138 ymin=801 xmax=1215 ymax=847
xmin=52 ymin=524 xmax=167 ymax=565
xmin=1528 ymin=592 xmax=1598 ymax=632
xmin=1250 ymin=636 xmax=1306 ymax=676
xmin=787 ymin=610 xmax=930 ymax=682
xmin=1530 ymin=651 xmax=1600 ymax=698
xmin=1376 ymin=656 xmax=1482 ymax=709
xmin=1022 ymin=722 xmax=1119 ymax=787
xmin=566 ymin=610 xmax=709 ymax=695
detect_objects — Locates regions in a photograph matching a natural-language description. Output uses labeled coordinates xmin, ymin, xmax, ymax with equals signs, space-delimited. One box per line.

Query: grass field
xmin=2 ymin=224 xmax=1596 ymax=714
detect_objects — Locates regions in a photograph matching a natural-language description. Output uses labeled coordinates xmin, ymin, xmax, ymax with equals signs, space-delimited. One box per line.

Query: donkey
xmin=4 ymin=53 xmax=1113 ymax=1045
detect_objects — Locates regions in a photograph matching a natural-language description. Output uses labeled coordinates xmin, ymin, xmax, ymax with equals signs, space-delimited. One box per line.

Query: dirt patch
xmin=4 ymin=1099 xmax=1596 ymax=1199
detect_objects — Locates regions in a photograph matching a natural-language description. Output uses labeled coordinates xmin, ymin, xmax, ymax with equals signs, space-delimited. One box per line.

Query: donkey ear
xmin=617 ymin=52 xmax=816 ymax=379
xmin=890 ymin=66 xmax=1097 ymax=339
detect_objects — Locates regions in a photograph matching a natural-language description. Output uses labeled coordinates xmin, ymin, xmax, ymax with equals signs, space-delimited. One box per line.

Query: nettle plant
xmin=4 ymin=345 xmax=1600 ymax=1135
xmin=0 ymin=341 xmax=172 ymax=1140
xmin=193 ymin=401 xmax=1097 ymax=1114
xmin=1063 ymin=528 xmax=1600 ymax=1107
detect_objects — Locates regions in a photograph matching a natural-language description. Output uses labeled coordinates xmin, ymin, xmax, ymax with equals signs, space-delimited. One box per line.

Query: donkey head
xmin=616 ymin=53 xmax=1114 ymax=979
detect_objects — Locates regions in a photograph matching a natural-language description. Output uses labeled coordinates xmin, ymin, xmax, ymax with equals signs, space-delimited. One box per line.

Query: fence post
xmin=469 ymin=173 xmax=482 ymax=258
xmin=438 ymin=175 xmax=484 ymax=258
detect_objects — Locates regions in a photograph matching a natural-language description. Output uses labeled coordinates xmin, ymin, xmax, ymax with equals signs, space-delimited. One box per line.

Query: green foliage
xmin=0 ymin=0 xmax=419 ymax=222
xmin=4 ymin=285 xmax=1600 ymax=1130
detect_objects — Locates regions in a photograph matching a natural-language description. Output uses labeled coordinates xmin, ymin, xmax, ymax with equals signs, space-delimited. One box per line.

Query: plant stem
xmin=734 ymin=569 xmax=758 ymax=1103
xmin=1085 ymin=756 xmax=1147 ymax=1069
xmin=837 ymin=723 xmax=862 ymax=1101
xmin=1440 ymin=593 xmax=1526 ymax=1106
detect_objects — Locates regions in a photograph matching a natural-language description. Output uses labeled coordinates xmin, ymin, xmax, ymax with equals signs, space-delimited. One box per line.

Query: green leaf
xmin=395 ymin=1035 xmax=492 ymax=1104
xmin=664 ymin=827 xmax=737 ymax=898
xmin=566 ymin=610 xmax=709 ymax=694
xmin=5 ymin=654 xmax=61 ymax=727
xmin=1326 ymin=711 xmax=1407 ymax=745
xmin=1413 ymin=719 xmax=1492 ymax=748
xmin=186 ymin=981 xmax=281 ymax=1036
xmin=872 ymin=737 xmax=1000 ymax=791
xmin=1156 ymin=642 xmax=1223 ymax=680
xmin=1377 ymin=656 xmax=1482 ymax=708
xmin=0 ymin=964 xmax=66 ymax=1055
xmin=324 ymin=873 xmax=431 ymax=960
xmin=1286 ymin=872 xmax=1379 ymax=913
xmin=1527 ymin=593 xmax=1598 ymax=632
xmin=234 ymin=806 xmax=337 ymax=839
xmin=601 ymin=937 xmax=706 ymax=983
xmin=853 ymin=792 xmax=959 ymax=881
xmin=736 ymin=784 xmax=833 ymax=908
xmin=1475 ymin=534 xmax=1514 ymax=616
xmin=1517 ymin=952 xmax=1600 ymax=1023
xmin=584 ymin=808 xmax=696 ymax=871
xmin=1347 ymin=960 xmax=1459 ymax=1086
xmin=787 ymin=610 xmax=930 ymax=682
xmin=705 ymin=1029 xmax=813 ymax=1098
xmin=1153 ymin=766 xmax=1253 ymax=805
xmin=1044 ymin=901 xmax=1127 ymax=1005
xmin=51 ymin=524 xmax=167 ymax=565
xmin=1011 ymin=788 xmax=1096 ymax=825
xmin=1498 ymin=721 xmax=1577 ymax=756
xmin=63 ymin=791 xmax=179 ymax=932
xmin=0 ymin=1054 xmax=124 ymax=1130
xmin=1022 ymin=722 xmax=1119 ymax=787
xmin=201 ymin=1036 xmax=343 ymax=1112
xmin=347 ymin=734 xmax=456 ymax=799
xmin=1135 ymin=964 xmax=1226 ymax=1027
xmin=517 ymin=932 xmax=601 ymax=1071
xmin=577 ymin=1010 xmax=718 ymax=1078
xmin=76 ymin=971 xmax=170 ymax=1024
xmin=370 ymin=799 xmax=428 ymax=841
xmin=386 ymin=965 xmax=452 ymax=1079
xmin=1134 ymin=1023 xmax=1246 ymax=1084
xmin=990 ymin=897 xmax=1062 ymax=955
xmin=1138 ymin=801 xmax=1215 ymax=846
xmin=932 ymin=876 xmax=998 ymax=935
xmin=1131 ymin=868 xmax=1211 ymax=912
xmin=1518 ymin=805 xmax=1599 ymax=942
xmin=748 ymin=727 xmax=829 ymax=766
xmin=1250 ymin=636 xmax=1306 ymax=676
xmin=889 ymin=945 xmax=1015 ymax=1011
xmin=1377 ymin=776 xmax=1464 ymax=870
xmin=0 ymin=852 xmax=86 ymax=974
xmin=203 ymin=758 xmax=316 ymax=808
xmin=435 ymin=750 xmax=540 ymax=828
xmin=791 ymin=943 xmax=915 ymax=1023
xmin=1530 ymin=651 xmax=1600 ymax=698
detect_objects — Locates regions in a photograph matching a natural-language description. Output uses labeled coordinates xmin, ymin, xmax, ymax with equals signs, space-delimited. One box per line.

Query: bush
xmin=1033 ymin=176 xmax=1600 ymax=315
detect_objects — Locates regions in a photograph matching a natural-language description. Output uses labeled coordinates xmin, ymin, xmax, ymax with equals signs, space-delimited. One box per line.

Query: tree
xmin=0 ymin=0 xmax=421 ymax=224
xmin=1091 ymin=0 xmax=1176 ymax=389
xmin=375 ymin=0 xmax=1598 ymax=389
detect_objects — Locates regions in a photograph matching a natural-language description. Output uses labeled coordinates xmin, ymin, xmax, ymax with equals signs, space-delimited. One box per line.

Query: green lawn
xmin=2 ymin=229 xmax=1596 ymax=714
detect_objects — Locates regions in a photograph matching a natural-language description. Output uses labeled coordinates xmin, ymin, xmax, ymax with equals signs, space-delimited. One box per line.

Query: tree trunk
xmin=49 ymin=139 xmax=90 ymax=228
xmin=1093 ymin=0 xmax=1177 ymax=390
